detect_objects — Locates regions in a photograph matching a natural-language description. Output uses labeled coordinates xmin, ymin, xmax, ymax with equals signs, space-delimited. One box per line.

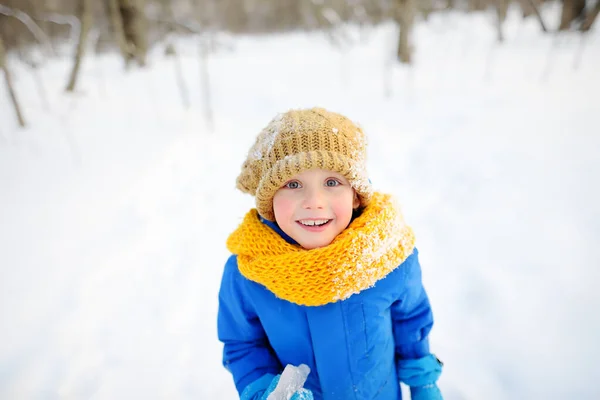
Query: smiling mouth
xmin=297 ymin=219 xmax=332 ymax=227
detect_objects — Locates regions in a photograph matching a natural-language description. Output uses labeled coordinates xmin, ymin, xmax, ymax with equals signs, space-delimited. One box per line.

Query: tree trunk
xmin=519 ymin=0 xmax=549 ymax=32
xmin=159 ymin=0 xmax=176 ymax=35
xmin=581 ymin=0 xmax=600 ymax=32
xmin=559 ymin=0 xmax=586 ymax=30
xmin=0 ymin=34 xmax=25 ymax=127
xmin=495 ymin=0 xmax=509 ymax=42
xmin=66 ymin=0 xmax=92 ymax=92
xmin=469 ymin=0 xmax=488 ymax=11
xmin=119 ymin=0 xmax=148 ymax=66
xmin=107 ymin=0 xmax=131 ymax=63
xmin=420 ymin=0 xmax=433 ymax=21
xmin=396 ymin=0 xmax=415 ymax=64
xmin=521 ymin=0 xmax=534 ymax=17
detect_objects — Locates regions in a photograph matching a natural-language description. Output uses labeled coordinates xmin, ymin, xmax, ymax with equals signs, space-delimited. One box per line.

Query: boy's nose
xmin=303 ymin=188 xmax=325 ymax=209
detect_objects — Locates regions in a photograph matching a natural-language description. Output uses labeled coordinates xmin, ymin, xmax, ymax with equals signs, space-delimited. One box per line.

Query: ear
xmin=352 ymin=191 xmax=360 ymax=209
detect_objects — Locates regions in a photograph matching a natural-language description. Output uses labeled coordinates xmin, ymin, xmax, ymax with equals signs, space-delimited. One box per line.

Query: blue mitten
xmin=241 ymin=373 xmax=314 ymax=400
xmin=410 ymin=383 xmax=443 ymax=400
xmin=397 ymin=354 xmax=443 ymax=400
xmin=241 ymin=373 xmax=276 ymax=400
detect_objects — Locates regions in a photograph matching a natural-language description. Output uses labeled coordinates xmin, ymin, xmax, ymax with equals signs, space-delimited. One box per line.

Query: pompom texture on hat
xmin=236 ymin=107 xmax=373 ymax=221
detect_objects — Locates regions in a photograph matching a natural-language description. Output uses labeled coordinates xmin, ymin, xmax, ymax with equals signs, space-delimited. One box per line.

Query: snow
xmin=251 ymin=113 xmax=283 ymax=161
xmin=266 ymin=364 xmax=310 ymax=400
xmin=1 ymin=5 xmax=599 ymax=399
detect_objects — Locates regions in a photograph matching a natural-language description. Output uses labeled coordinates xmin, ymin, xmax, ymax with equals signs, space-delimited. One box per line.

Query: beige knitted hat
xmin=236 ymin=107 xmax=373 ymax=221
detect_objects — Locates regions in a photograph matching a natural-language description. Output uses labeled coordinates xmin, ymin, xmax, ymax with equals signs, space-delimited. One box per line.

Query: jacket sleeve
xmin=390 ymin=248 xmax=434 ymax=361
xmin=217 ymin=255 xmax=282 ymax=395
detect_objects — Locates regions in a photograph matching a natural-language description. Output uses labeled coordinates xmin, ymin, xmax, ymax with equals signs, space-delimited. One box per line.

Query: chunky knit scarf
xmin=226 ymin=192 xmax=416 ymax=306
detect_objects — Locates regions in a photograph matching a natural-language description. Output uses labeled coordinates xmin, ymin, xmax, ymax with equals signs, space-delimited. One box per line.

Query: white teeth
xmin=299 ymin=219 xmax=329 ymax=226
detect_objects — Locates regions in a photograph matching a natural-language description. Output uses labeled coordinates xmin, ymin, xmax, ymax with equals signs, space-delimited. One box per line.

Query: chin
xmin=299 ymin=238 xmax=334 ymax=250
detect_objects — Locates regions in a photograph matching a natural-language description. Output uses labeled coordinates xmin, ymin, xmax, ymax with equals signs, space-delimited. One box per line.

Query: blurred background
xmin=1 ymin=0 xmax=598 ymax=115
xmin=1 ymin=0 xmax=599 ymax=399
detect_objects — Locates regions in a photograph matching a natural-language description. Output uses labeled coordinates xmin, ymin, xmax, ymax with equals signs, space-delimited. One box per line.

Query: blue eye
xmin=285 ymin=181 xmax=300 ymax=189
xmin=326 ymin=179 xmax=340 ymax=187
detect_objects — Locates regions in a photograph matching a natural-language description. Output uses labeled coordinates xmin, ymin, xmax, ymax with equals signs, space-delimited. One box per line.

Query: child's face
xmin=273 ymin=169 xmax=360 ymax=250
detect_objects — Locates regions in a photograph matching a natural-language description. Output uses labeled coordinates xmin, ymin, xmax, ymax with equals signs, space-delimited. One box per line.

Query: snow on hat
xmin=236 ymin=107 xmax=373 ymax=221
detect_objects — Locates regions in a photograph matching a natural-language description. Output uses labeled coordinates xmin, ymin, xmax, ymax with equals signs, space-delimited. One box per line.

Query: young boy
xmin=218 ymin=108 xmax=443 ymax=400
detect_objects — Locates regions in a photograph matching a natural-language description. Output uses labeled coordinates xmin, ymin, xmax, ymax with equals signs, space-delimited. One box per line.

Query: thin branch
xmin=34 ymin=12 xmax=81 ymax=48
xmin=66 ymin=0 xmax=92 ymax=92
xmin=106 ymin=0 xmax=130 ymax=64
xmin=0 ymin=35 xmax=26 ymax=127
xmin=517 ymin=0 xmax=548 ymax=32
xmin=0 ymin=4 xmax=55 ymax=56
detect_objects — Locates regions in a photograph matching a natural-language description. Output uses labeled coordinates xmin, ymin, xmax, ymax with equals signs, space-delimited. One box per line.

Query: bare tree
xmin=106 ymin=0 xmax=147 ymax=66
xmin=581 ymin=0 xmax=600 ymax=32
xmin=559 ymin=0 xmax=586 ymax=30
xmin=518 ymin=0 xmax=548 ymax=32
xmin=495 ymin=0 xmax=509 ymax=42
xmin=418 ymin=0 xmax=434 ymax=21
xmin=120 ymin=0 xmax=148 ymax=66
xmin=66 ymin=0 xmax=92 ymax=92
xmin=107 ymin=0 xmax=131 ymax=63
xmin=469 ymin=0 xmax=488 ymax=11
xmin=0 ymin=4 xmax=54 ymax=56
xmin=0 ymin=33 xmax=25 ymax=127
xmin=395 ymin=0 xmax=415 ymax=64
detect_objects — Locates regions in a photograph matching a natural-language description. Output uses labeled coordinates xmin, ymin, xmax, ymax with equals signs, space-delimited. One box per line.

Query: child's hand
xmin=398 ymin=354 xmax=443 ymax=400
xmin=410 ymin=383 xmax=443 ymax=400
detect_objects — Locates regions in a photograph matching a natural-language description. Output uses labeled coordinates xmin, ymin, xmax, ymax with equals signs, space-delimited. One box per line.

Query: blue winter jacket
xmin=218 ymin=219 xmax=435 ymax=400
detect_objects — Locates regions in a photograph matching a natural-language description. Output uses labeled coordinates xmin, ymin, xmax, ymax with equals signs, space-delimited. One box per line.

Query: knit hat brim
xmin=255 ymin=150 xmax=372 ymax=221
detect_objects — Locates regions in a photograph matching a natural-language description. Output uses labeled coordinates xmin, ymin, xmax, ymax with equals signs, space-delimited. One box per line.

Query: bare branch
xmin=34 ymin=12 xmax=81 ymax=48
xmin=66 ymin=0 xmax=92 ymax=92
xmin=107 ymin=0 xmax=130 ymax=64
xmin=0 ymin=34 xmax=26 ymax=128
xmin=521 ymin=0 xmax=548 ymax=32
xmin=0 ymin=4 xmax=54 ymax=56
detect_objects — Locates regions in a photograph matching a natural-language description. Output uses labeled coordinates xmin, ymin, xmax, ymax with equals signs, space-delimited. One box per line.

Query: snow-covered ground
xmin=1 ymin=5 xmax=599 ymax=399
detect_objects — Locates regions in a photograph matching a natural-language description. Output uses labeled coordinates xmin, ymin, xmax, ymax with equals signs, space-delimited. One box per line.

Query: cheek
xmin=273 ymin=194 xmax=295 ymax=221
xmin=332 ymin=192 xmax=355 ymax=223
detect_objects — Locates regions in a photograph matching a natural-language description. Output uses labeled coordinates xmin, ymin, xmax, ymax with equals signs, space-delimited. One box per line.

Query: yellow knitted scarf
xmin=226 ymin=192 xmax=416 ymax=306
